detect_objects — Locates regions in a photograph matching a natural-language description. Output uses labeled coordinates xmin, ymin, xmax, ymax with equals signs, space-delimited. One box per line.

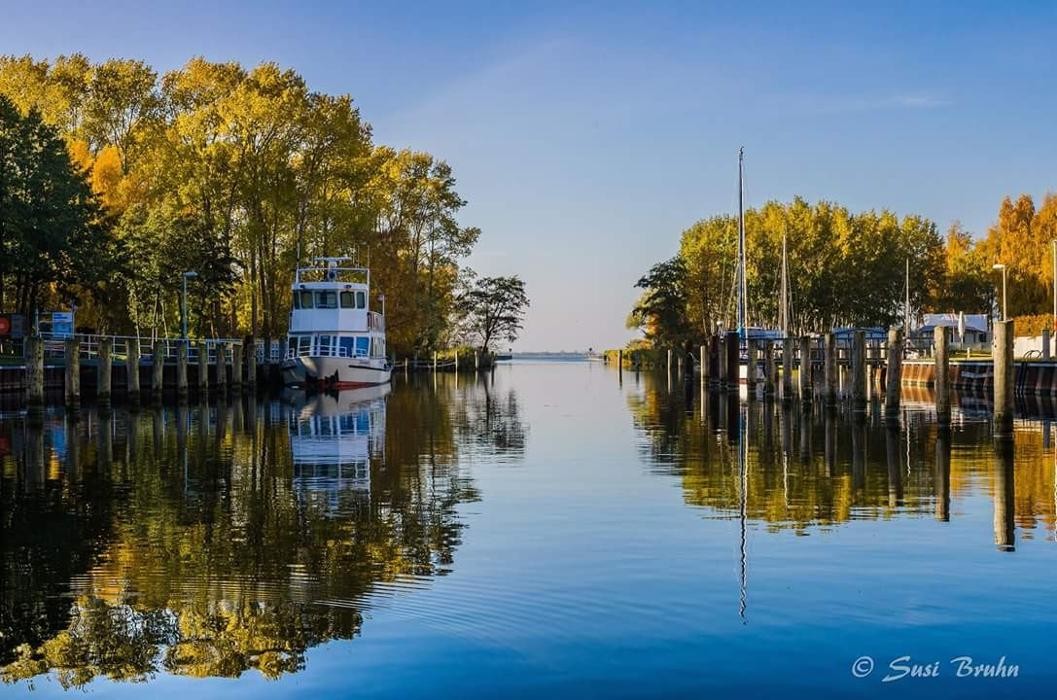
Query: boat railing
xmin=367 ymin=312 xmax=385 ymax=332
xmin=285 ymin=344 xmax=371 ymax=360
xmin=294 ymin=265 xmax=369 ymax=286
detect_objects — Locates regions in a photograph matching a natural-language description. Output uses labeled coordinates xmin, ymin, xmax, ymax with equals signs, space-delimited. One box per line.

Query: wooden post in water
xmin=798 ymin=335 xmax=812 ymax=404
xmin=617 ymin=349 xmax=623 ymax=369
xmin=65 ymin=338 xmax=80 ymax=408
xmin=245 ymin=338 xmax=257 ymax=389
xmin=176 ymin=342 xmax=188 ymax=399
xmin=823 ymin=332 xmax=837 ymax=407
xmin=433 ymin=351 xmax=438 ymax=373
xmin=717 ymin=334 xmax=728 ymax=387
xmin=152 ymin=341 xmax=165 ymax=398
xmin=699 ymin=345 xmax=707 ymax=389
xmin=781 ymin=336 xmax=794 ymax=399
xmin=231 ymin=343 xmax=243 ymax=391
xmin=127 ymin=338 xmax=140 ymax=401
xmin=455 ymin=350 xmax=459 ymax=373
xmin=993 ymin=320 xmax=1014 ymax=439
xmin=934 ymin=325 xmax=951 ymax=426
xmin=884 ymin=328 xmax=903 ymax=417
xmin=1043 ymin=329 xmax=1051 ymax=361
xmin=745 ymin=339 xmax=757 ymax=396
xmin=851 ymin=330 xmax=867 ymax=414
xmin=98 ymin=337 xmax=113 ymax=403
xmin=25 ymin=336 xmax=44 ymax=411
xmin=197 ymin=341 xmax=208 ymax=394
xmin=216 ymin=343 xmax=227 ymax=393
xmin=764 ymin=340 xmax=776 ymax=398
xmin=725 ymin=331 xmax=739 ymax=391
xmin=475 ymin=349 xmax=479 ymax=371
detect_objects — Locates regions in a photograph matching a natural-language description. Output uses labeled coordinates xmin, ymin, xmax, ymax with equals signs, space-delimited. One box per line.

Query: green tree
xmin=458 ymin=275 xmax=529 ymax=351
xmin=628 ymin=257 xmax=691 ymax=347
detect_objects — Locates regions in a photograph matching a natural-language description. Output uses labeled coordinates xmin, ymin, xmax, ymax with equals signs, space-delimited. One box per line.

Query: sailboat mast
xmin=737 ymin=147 xmax=747 ymax=340
xmin=780 ymin=228 xmax=788 ymax=336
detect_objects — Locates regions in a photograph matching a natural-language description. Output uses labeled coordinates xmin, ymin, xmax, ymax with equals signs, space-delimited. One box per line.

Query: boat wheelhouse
xmin=281 ymin=257 xmax=392 ymax=388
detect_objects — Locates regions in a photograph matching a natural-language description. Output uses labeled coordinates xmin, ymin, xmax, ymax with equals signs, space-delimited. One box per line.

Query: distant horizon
xmin=3 ymin=1 xmax=1055 ymax=351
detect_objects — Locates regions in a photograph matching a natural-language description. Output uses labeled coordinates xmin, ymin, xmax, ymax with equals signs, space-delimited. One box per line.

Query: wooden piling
xmin=717 ymin=334 xmax=728 ymax=387
xmin=232 ymin=343 xmax=243 ymax=390
xmin=798 ymin=335 xmax=812 ymax=403
xmin=884 ymin=328 xmax=903 ymax=417
xmin=176 ymin=342 xmax=188 ymax=399
xmin=152 ymin=341 xmax=165 ymax=397
xmin=65 ymin=338 xmax=80 ymax=408
xmin=98 ymin=337 xmax=113 ymax=402
xmin=617 ymin=349 xmax=623 ymax=369
xmin=823 ymin=332 xmax=837 ymax=407
xmin=781 ymin=336 xmax=794 ymax=399
xmin=725 ymin=331 xmax=739 ymax=391
xmin=1044 ymin=329 xmax=1052 ymax=361
xmin=245 ymin=338 xmax=257 ymax=388
xmin=851 ymin=330 xmax=867 ymax=414
xmin=433 ymin=351 xmax=438 ymax=373
xmin=197 ymin=340 xmax=208 ymax=394
xmin=993 ymin=320 xmax=1014 ymax=439
xmin=934 ymin=325 xmax=951 ymax=426
xmin=216 ymin=342 xmax=227 ymax=392
xmin=746 ymin=339 xmax=757 ymax=395
xmin=667 ymin=347 xmax=673 ymax=376
xmin=25 ymin=336 xmax=44 ymax=410
xmin=764 ymin=340 xmax=776 ymax=397
xmin=127 ymin=338 xmax=140 ymax=400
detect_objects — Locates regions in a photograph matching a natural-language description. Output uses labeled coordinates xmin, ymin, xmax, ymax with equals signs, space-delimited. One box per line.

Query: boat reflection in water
xmin=0 ymin=377 xmax=486 ymax=688
xmin=284 ymin=385 xmax=390 ymax=510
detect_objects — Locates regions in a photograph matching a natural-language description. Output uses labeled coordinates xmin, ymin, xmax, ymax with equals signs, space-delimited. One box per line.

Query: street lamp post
xmin=181 ymin=271 xmax=198 ymax=340
xmin=992 ymin=263 xmax=1008 ymax=322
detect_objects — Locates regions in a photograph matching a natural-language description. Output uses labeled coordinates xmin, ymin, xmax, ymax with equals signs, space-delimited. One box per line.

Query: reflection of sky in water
xmin=2 ymin=362 xmax=1056 ymax=698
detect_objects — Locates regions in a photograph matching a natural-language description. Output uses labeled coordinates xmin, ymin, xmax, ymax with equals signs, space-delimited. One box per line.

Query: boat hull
xmin=282 ymin=356 xmax=392 ymax=388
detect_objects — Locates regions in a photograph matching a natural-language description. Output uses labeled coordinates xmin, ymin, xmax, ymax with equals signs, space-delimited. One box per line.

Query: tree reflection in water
xmin=0 ymin=374 xmax=524 ymax=688
xmin=626 ymin=371 xmax=1057 ymax=536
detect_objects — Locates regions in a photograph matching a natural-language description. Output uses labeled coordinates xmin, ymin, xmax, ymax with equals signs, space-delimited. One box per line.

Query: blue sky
xmin=3 ymin=1 xmax=1056 ymax=350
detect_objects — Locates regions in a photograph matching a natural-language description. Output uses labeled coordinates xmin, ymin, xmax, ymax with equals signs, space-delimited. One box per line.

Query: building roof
xmin=921 ymin=313 xmax=989 ymax=334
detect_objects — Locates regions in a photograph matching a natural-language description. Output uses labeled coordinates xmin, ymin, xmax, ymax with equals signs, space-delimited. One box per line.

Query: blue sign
xmin=52 ymin=311 xmax=74 ymax=339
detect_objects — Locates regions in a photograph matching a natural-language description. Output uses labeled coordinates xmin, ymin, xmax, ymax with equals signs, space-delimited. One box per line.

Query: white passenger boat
xmin=281 ymin=257 xmax=392 ymax=388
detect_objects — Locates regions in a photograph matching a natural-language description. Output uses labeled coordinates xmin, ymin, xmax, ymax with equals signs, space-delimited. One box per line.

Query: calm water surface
xmin=2 ymin=361 xmax=1055 ymax=698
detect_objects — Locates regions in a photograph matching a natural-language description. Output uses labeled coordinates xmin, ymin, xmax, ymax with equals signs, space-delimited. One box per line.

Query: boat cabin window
xmin=318 ymin=335 xmax=333 ymax=355
xmin=340 ymin=337 xmax=355 ymax=357
xmin=293 ymin=294 xmax=300 ymax=309
xmin=355 ymin=337 xmax=369 ymax=356
xmin=299 ymin=290 xmax=313 ymax=308
xmin=340 ymin=291 xmax=354 ymax=308
xmin=356 ymin=291 xmax=366 ymax=309
xmin=298 ymin=336 xmax=311 ymax=354
xmin=288 ymin=337 xmax=297 ymax=354
xmin=315 ymin=291 xmax=337 ymax=309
